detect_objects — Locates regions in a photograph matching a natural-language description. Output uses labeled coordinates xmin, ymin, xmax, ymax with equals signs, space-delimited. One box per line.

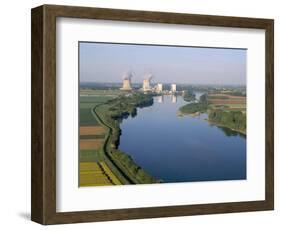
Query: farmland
xmin=79 ymin=90 xmax=122 ymax=187
xmin=207 ymin=93 xmax=246 ymax=113
xmin=79 ymin=162 xmax=121 ymax=186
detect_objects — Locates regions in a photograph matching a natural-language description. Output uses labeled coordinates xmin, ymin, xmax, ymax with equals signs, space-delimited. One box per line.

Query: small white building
xmin=171 ymin=84 xmax=177 ymax=92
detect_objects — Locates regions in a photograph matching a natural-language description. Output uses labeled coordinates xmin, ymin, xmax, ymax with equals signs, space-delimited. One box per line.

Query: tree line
xmin=208 ymin=110 xmax=246 ymax=134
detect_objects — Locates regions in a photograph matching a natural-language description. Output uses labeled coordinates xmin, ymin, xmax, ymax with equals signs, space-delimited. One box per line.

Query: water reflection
xmin=155 ymin=95 xmax=177 ymax=103
xmin=215 ymin=125 xmax=246 ymax=138
xmin=172 ymin=95 xmax=177 ymax=103
xmin=157 ymin=95 xmax=163 ymax=103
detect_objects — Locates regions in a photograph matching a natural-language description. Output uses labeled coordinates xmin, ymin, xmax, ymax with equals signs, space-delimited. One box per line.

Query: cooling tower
xmin=142 ymin=73 xmax=153 ymax=91
xmin=121 ymin=79 xmax=132 ymax=90
xmin=142 ymin=79 xmax=151 ymax=91
xmin=120 ymin=71 xmax=133 ymax=90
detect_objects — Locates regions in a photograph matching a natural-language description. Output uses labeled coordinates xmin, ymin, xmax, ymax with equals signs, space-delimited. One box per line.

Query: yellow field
xmin=79 ymin=162 xmax=121 ymax=187
xmin=99 ymin=162 xmax=121 ymax=185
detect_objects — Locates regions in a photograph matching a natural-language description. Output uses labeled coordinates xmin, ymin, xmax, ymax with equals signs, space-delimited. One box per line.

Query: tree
xmin=200 ymin=94 xmax=208 ymax=104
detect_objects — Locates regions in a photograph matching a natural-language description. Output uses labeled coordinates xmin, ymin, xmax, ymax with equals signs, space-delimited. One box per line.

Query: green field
xmin=80 ymin=149 xmax=103 ymax=162
xmin=80 ymin=89 xmax=125 ymax=97
xmin=79 ymin=95 xmax=116 ymax=126
xmin=80 ymin=108 xmax=99 ymax=126
xmin=80 ymin=95 xmax=115 ymax=103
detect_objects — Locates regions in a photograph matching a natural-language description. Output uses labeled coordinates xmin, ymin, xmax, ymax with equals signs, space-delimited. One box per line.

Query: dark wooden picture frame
xmin=31 ymin=4 xmax=274 ymax=225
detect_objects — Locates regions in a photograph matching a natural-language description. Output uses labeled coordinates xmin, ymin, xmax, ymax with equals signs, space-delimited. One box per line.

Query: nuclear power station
xmin=120 ymin=72 xmax=133 ymax=90
xmin=119 ymin=71 xmax=179 ymax=96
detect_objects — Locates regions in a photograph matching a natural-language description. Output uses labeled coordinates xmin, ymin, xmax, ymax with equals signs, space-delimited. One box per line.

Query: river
xmin=119 ymin=94 xmax=246 ymax=183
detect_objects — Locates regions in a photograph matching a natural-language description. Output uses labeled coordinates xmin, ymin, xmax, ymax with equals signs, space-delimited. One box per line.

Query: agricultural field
xmin=207 ymin=93 xmax=246 ymax=113
xmin=80 ymin=149 xmax=102 ymax=162
xmin=79 ymin=162 xmax=121 ymax=186
xmin=206 ymin=93 xmax=247 ymax=134
xmin=80 ymin=139 xmax=104 ymax=150
xmin=80 ymin=89 xmax=125 ymax=97
xmin=79 ymin=90 xmax=122 ymax=187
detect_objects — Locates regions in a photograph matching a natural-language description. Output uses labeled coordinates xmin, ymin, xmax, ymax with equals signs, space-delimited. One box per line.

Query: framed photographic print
xmin=31 ymin=4 xmax=274 ymax=225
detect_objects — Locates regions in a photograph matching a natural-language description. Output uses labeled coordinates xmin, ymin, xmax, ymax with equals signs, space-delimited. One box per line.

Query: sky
xmin=79 ymin=42 xmax=246 ymax=85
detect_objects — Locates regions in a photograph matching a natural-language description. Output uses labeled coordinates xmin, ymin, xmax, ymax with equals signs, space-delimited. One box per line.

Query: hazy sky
xmin=79 ymin=42 xmax=246 ymax=85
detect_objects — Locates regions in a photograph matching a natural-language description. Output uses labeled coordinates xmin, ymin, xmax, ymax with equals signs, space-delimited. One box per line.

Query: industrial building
xmin=171 ymin=84 xmax=177 ymax=93
xmin=120 ymin=72 xmax=133 ymax=90
xmin=156 ymin=83 xmax=163 ymax=93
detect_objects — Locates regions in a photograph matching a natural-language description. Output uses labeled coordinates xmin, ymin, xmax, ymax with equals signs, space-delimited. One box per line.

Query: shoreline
xmin=205 ymin=119 xmax=246 ymax=136
xmin=92 ymin=97 xmax=159 ymax=185
xmin=92 ymin=104 xmax=133 ymax=184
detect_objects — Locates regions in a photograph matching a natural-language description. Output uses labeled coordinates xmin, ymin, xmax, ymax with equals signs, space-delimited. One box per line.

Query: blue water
xmin=119 ymin=95 xmax=246 ymax=183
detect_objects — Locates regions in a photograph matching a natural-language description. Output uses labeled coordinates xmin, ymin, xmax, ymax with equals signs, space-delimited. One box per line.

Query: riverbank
xmin=91 ymin=104 xmax=132 ymax=184
xmin=206 ymin=119 xmax=246 ymax=135
xmin=177 ymin=110 xmax=200 ymax=117
xmin=93 ymin=93 xmax=159 ymax=184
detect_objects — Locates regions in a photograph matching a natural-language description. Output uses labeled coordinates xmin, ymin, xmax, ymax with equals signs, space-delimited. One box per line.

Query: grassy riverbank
xmin=94 ymin=93 xmax=159 ymax=184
